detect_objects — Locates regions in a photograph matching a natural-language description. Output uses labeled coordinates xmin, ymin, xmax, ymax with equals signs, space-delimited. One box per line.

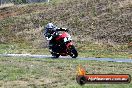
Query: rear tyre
xmin=52 ymin=53 xmax=60 ymax=58
xmin=70 ymin=46 xmax=78 ymax=58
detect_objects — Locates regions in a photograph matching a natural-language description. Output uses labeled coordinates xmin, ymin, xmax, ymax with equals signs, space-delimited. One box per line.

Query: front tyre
xmin=70 ymin=46 xmax=78 ymax=58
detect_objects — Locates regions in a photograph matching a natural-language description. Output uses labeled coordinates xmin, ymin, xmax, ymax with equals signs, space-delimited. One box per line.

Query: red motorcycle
xmin=46 ymin=31 xmax=78 ymax=58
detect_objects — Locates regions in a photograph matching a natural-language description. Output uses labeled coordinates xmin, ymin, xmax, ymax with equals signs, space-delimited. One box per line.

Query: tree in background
xmin=13 ymin=0 xmax=23 ymax=4
xmin=22 ymin=0 xmax=27 ymax=3
xmin=12 ymin=0 xmax=27 ymax=4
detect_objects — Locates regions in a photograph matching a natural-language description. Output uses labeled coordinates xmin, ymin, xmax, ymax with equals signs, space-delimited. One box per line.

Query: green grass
xmin=0 ymin=56 xmax=131 ymax=88
xmin=0 ymin=43 xmax=49 ymax=54
xmin=79 ymin=50 xmax=131 ymax=58
xmin=77 ymin=43 xmax=132 ymax=58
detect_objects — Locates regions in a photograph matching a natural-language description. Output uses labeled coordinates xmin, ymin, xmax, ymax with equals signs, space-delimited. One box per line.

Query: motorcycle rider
xmin=44 ymin=23 xmax=69 ymax=52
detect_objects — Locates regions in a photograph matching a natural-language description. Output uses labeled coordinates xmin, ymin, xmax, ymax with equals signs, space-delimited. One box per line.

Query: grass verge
xmin=0 ymin=56 xmax=131 ymax=88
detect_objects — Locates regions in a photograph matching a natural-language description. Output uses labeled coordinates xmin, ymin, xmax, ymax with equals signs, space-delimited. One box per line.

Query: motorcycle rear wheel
xmin=52 ymin=53 xmax=60 ymax=58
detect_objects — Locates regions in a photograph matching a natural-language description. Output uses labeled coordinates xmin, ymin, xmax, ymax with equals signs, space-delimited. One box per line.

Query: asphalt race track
xmin=0 ymin=54 xmax=132 ymax=63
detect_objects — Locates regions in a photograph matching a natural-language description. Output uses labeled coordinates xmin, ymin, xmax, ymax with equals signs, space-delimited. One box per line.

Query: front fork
xmin=66 ymin=42 xmax=73 ymax=48
xmin=66 ymin=42 xmax=74 ymax=54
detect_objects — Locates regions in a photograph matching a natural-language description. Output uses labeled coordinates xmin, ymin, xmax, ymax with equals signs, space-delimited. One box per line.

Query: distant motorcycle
xmin=46 ymin=31 xmax=78 ymax=58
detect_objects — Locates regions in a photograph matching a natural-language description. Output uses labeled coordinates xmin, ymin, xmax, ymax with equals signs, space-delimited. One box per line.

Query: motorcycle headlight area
xmin=64 ymin=36 xmax=72 ymax=42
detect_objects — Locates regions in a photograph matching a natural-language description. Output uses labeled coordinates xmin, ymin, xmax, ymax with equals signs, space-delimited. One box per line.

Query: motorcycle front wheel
xmin=69 ymin=45 xmax=78 ymax=58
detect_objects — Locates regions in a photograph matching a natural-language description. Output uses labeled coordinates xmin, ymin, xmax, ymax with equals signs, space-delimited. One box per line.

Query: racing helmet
xmin=46 ymin=23 xmax=56 ymax=30
xmin=45 ymin=23 xmax=56 ymax=36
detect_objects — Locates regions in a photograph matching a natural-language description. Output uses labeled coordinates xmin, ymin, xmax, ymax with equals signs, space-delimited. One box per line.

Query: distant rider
xmin=44 ymin=23 xmax=68 ymax=51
